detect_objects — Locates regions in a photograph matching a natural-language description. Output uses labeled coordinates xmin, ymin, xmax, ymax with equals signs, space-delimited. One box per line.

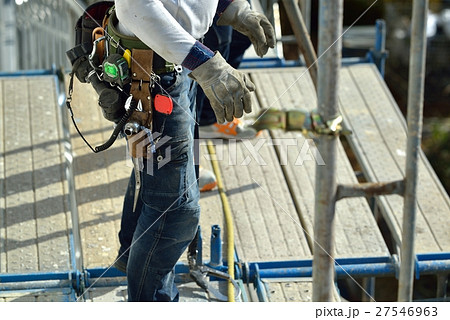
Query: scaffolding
xmin=0 ymin=0 xmax=449 ymax=302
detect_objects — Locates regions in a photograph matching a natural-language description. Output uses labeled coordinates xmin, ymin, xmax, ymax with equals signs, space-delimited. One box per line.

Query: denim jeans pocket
xmin=141 ymin=139 xmax=190 ymax=212
xmin=155 ymin=71 xmax=180 ymax=95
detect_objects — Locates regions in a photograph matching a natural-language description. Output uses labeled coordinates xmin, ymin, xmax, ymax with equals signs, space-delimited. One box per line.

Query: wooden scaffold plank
xmin=340 ymin=64 xmax=450 ymax=253
xmin=0 ymin=79 xmax=6 ymax=274
xmin=3 ymin=77 xmax=39 ymax=273
xmin=249 ymin=67 xmax=390 ymax=259
xmin=28 ymin=76 xmax=71 ymax=272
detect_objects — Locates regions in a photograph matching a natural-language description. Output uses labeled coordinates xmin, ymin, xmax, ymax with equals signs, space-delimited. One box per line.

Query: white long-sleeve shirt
xmin=115 ymin=0 xmax=224 ymax=66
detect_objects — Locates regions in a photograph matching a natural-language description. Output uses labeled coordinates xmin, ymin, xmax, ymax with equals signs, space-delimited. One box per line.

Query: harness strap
xmin=106 ymin=9 xmax=176 ymax=74
xmin=107 ymin=10 xmax=150 ymax=54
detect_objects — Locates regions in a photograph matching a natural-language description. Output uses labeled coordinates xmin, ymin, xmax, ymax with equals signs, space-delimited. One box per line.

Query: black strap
xmin=66 ymin=69 xmax=136 ymax=153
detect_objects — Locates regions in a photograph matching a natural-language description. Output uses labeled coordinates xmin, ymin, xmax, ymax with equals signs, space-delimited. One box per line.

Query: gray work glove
xmin=190 ymin=52 xmax=255 ymax=124
xmin=218 ymin=0 xmax=276 ymax=57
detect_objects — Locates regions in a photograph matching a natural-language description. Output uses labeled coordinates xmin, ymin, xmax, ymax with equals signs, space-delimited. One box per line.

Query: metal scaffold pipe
xmin=398 ymin=0 xmax=429 ymax=302
xmin=312 ymin=0 xmax=343 ymax=302
xmin=299 ymin=0 xmax=312 ymax=32
xmin=281 ymin=0 xmax=318 ymax=88
xmin=0 ymin=0 xmax=18 ymax=71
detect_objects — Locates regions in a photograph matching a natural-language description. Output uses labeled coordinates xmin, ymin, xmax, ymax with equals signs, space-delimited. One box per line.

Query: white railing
xmin=0 ymin=0 xmax=85 ymax=71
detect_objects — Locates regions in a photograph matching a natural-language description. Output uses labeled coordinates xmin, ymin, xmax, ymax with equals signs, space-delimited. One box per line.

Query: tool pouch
xmin=129 ymin=48 xmax=154 ymax=129
xmin=70 ymin=1 xmax=114 ymax=83
xmin=75 ymin=1 xmax=113 ymax=49
xmin=104 ymin=9 xmax=157 ymax=158
xmin=126 ymin=48 xmax=155 ymax=158
xmin=106 ymin=7 xmax=154 ymax=125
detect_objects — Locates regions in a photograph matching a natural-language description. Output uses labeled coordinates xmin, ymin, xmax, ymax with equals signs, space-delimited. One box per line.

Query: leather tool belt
xmin=106 ymin=8 xmax=178 ymax=159
xmin=127 ymin=48 xmax=155 ymax=159
xmin=129 ymin=48 xmax=153 ymax=128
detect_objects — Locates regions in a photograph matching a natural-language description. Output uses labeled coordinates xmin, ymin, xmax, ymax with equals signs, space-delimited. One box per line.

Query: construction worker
xmin=113 ymin=0 xmax=275 ymax=301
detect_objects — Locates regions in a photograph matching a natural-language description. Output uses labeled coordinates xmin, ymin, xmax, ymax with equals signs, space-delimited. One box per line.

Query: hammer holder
xmin=128 ymin=49 xmax=155 ymax=158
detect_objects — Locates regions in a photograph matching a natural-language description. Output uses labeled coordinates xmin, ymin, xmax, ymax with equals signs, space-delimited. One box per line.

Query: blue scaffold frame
xmin=0 ymin=15 xmax=448 ymax=301
xmin=239 ymin=19 xmax=388 ymax=79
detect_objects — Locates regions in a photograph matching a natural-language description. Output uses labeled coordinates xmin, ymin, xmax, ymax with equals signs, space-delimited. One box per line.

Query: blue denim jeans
xmin=119 ymin=69 xmax=200 ymax=301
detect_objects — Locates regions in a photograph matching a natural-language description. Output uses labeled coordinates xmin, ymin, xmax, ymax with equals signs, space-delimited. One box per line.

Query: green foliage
xmin=422 ymin=121 xmax=450 ymax=194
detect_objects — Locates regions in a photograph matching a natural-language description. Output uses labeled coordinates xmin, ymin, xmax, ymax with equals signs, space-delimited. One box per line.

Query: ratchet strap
xmin=252 ymin=108 xmax=352 ymax=136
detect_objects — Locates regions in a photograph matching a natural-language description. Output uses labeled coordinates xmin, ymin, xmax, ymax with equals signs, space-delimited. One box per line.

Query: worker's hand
xmin=190 ymin=52 xmax=255 ymax=124
xmin=218 ymin=0 xmax=275 ymax=57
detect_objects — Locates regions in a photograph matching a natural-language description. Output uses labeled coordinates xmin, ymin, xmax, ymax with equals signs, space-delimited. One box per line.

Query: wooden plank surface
xmin=0 ymin=79 xmax=6 ymax=273
xmin=206 ymin=82 xmax=312 ymax=262
xmin=214 ymin=130 xmax=312 ymax=262
xmin=1 ymin=76 xmax=71 ymax=273
xmin=349 ymin=64 xmax=450 ymax=251
xmin=83 ymin=281 xmax=231 ymax=302
xmin=69 ymin=78 xmax=126 ymax=268
xmin=249 ymin=68 xmax=389 ymax=258
xmin=196 ymin=143 xmax=225 ymax=263
xmin=29 ymin=78 xmax=71 ymax=272
xmin=0 ymin=288 xmax=74 ymax=302
xmin=267 ymin=280 xmax=313 ymax=302
xmin=84 ymin=286 xmax=128 ymax=302
xmin=266 ymin=279 xmax=341 ymax=302
xmin=3 ymin=78 xmax=38 ymax=273
xmin=340 ymin=64 xmax=450 ymax=252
